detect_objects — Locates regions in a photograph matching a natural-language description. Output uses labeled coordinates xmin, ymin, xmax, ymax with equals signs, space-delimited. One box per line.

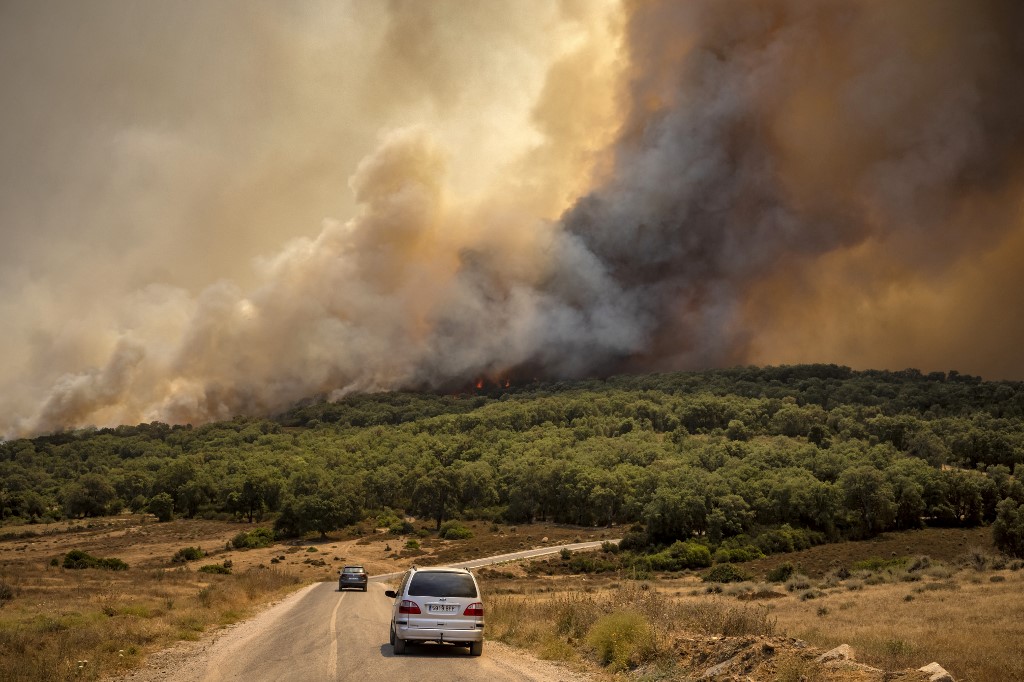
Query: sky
xmin=2 ymin=0 xmax=1023 ymax=437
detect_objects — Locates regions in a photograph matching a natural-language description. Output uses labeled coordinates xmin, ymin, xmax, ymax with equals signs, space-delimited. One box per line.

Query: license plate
xmin=428 ymin=604 xmax=457 ymax=613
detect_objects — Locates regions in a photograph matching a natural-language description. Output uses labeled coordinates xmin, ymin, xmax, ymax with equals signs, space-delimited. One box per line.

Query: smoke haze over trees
xmin=2 ymin=1 xmax=1023 ymax=436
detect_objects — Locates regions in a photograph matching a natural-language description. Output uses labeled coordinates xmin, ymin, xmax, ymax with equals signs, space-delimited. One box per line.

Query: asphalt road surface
xmin=126 ymin=540 xmax=612 ymax=682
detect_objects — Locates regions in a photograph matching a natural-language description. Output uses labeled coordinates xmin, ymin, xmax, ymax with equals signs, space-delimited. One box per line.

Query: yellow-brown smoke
xmin=2 ymin=0 xmax=1022 ymax=437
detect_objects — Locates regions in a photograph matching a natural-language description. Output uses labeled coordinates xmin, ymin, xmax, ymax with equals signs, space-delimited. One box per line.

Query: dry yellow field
xmin=0 ymin=516 xmax=602 ymax=682
xmin=1 ymin=516 xmax=1020 ymax=682
xmin=484 ymin=557 xmax=1023 ymax=681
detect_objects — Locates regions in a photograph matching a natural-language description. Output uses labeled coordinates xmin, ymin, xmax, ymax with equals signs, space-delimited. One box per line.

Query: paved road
xmin=172 ymin=540 xmax=615 ymax=682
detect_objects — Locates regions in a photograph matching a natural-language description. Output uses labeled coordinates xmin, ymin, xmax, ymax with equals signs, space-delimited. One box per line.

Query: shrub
xmin=404 ymin=539 xmax=420 ymax=550
xmin=601 ymin=541 xmax=619 ymax=554
xmin=754 ymin=525 xmax=824 ymax=554
xmin=637 ymin=540 xmax=712 ymax=572
xmin=198 ymin=563 xmax=232 ymax=575
xmin=681 ymin=600 xmax=777 ymax=637
xmin=62 ymin=550 xmax=128 ymax=570
xmin=389 ymin=520 xmax=415 ymax=535
xmin=586 ymin=611 xmax=655 ymax=671
xmin=713 ymin=545 xmax=765 ymax=564
xmin=703 ymin=564 xmax=751 ymax=583
xmin=98 ymin=557 xmax=129 ymax=571
xmin=852 ymin=556 xmax=907 ymax=572
xmin=438 ymin=521 xmax=473 ymax=540
xmin=0 ymin=580 xmax=14 ymax=604
xmin=618 ymin=530 xmax=650 ymax=553
xmin=232 ymin=527 xmax=275 ymax=549
xmin=785 ymin=574 xmax=812 ymax=592
xmin=62 ymin=550 xmax=96 ymax=569
xmin=560 ymin=548 xmax=572 ymax=560
xmin=962 ymin=547 xmax=994 ymax=571
xmin=766 ymin=562 xmax=795 ymax=583
xmin=172 ymin=546 xmax=205 ymax=563
xmin=569 ymin=555 xmax=617 ymax=574
xmin=376 ymin=509 xmax=402 ymax=529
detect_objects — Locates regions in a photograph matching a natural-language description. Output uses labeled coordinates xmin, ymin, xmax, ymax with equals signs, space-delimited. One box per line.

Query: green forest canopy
xmin=3 ymin=365 xmax=1024 ymax=556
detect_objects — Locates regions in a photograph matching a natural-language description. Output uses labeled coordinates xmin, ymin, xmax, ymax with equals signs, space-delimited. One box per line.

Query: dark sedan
xmin=339 ymin=565 xmax=368 ymax=591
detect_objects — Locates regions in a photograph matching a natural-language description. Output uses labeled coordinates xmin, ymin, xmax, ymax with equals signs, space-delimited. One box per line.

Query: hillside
xmin=3 ymin=365 xmax=1024 ymax=561
xmin=4 ymin=364 xmax=1024 ymax=680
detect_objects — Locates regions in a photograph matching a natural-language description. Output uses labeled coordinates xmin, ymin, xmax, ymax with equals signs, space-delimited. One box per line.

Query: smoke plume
xmin=2 ymin=0 xmax=1023 ymax=436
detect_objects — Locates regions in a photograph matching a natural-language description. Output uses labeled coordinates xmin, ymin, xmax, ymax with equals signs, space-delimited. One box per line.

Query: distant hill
xmin=2 ymin=365 xmax=1023 ymax=558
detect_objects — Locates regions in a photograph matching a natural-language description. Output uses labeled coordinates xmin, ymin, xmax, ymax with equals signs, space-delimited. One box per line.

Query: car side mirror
xmin=384 ymin=590 xmax=397 ymax=598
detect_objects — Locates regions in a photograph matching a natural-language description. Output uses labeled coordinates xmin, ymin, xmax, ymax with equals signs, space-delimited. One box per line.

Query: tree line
xmin=2 ymin=364 xmax=1023 ymax=556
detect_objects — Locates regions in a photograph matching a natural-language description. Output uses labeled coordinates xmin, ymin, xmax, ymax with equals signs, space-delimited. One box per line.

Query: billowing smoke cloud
xmin=562 ymin=0 xmax=1024 ymax=375
xmin=2 ymin=0 xmax=1023 ymax=437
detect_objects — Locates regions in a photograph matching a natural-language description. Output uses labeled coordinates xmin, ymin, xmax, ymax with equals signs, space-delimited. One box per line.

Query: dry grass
xmin=0 ymin=516 xmax=616 ymax=681
xmin=0 ymin=565 xmax=301 ymax=681
xmin=4 ymin=517 xmax=1017 ymax=681
xmin=488 ymin=582 xmax=777 ymax=674
xmin=765 ymin=567 xmax=1024 ymax=682
xmin=485 ymin=552 xmax=1024 ymax=681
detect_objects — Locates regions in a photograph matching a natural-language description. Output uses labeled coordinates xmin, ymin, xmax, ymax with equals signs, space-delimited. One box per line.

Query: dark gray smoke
xmin=549 ymin=0 xmax=1024 ymax=376
xmin=5 ymin=0 xmax=1024 ymax=436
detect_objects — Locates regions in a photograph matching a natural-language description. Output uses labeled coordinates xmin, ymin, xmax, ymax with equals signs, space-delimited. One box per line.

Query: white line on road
xmin=328 ymin=590 xmax=346 ymax=678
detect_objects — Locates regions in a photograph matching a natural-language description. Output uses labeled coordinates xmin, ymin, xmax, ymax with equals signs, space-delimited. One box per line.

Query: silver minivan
xmin=384 ymin=567 xmax=484 ymax=656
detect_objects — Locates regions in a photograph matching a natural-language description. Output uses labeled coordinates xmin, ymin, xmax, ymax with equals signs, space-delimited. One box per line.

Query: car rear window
xmin=343 ymin=567 xmax=365 ymax=574
xmin=407 ymin=572 xmax=478 ymax=598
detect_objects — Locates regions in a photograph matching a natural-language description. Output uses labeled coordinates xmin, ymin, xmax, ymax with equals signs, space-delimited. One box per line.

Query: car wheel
xmin=469 ymin=640 xmax=483 ymax=657
xmin=389 ymin=623 xmax=396 ymax=646
xmin=362 ymin=586 xmax=367 ymax=592
xmin=393 ymin=635 xmax=406 ymax=655
xmin=338 ymin=583 xmax=343 ymax=592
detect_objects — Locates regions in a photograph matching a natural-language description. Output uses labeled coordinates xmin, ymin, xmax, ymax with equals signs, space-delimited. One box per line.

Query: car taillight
xmin=463 ymin=602 xmax=483 ymax=617
xmin=399 ymin=600 xmax=421 ymax=614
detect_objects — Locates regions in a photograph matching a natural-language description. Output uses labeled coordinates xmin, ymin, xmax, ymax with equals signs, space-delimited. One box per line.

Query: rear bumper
xmin=396 ymin=625 xmax=484 ymax=644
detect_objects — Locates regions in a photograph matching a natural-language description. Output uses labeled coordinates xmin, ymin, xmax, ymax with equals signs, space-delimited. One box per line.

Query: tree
xmin=274 ymin=491 xmax=358 ymax=539
xmin=943 ymin=470 xmax=987 ymax=526
xmin=114 ymin=471 xmax=153 ymax=502
xmin=62 ymin=473 xmax=116 ymax=518
xmin=455 ymin=461 xmax=498 ymax=514
xmin=301 ymin=495 xmax=346 ymax=539
xmin=147 ymin=492 xmax=174 ymax=522
xmin=643 ymin=486 xmax=707 ymax=544
xmin=412 ymin=466 xmax=459 ymax=531
xmin=887 ymin=473 xmax=926 ymax=530
xmin=839 ymin=466 xmax=896 ymax=536
xmin=226 ymin=470 xmax=284 ymax=522
xmin=726 ymin=419 xmax=749 ymax=442
xmin=707 ymin=494 xmax=754 ymax=543
xmin=993 ymin=498 xmax=1024 ymax=558
xmin=176 ymin=477 xmax=215 ymax=518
